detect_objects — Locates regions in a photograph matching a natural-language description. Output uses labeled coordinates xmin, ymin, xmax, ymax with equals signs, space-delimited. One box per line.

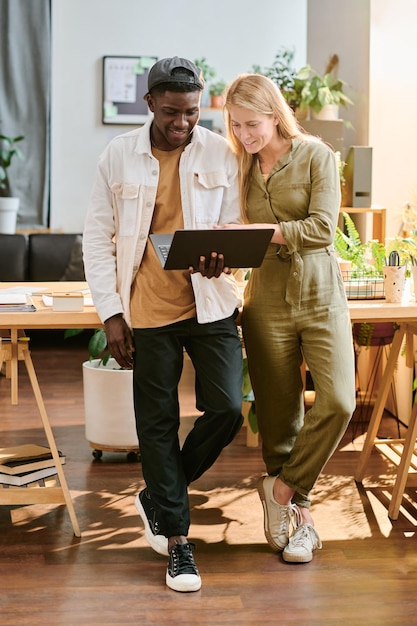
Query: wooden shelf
xmin=339 ymin=205 xmax=386 ymax=242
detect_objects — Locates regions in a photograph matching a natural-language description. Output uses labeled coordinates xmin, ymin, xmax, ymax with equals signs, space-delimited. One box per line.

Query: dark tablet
xmin=150 ymin=228 xmax=274 ymax=270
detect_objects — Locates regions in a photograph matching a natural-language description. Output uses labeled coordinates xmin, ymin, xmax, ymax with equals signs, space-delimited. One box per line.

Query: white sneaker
xmin=257 ymin=476 xmax=300 ymax=551
xmin=166 ymin=543 xmax=201 ymax=593
xmin=135 ymin=490 xmax=169 ymax=556
xmin=282 ymin=523 xmax=322 ymax=563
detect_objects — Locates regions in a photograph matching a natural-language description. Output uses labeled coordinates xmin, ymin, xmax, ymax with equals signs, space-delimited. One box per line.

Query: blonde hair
xmin=224 ymin=73 xmax=307 ymax=217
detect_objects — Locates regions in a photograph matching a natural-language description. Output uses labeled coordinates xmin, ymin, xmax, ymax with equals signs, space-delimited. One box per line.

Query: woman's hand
xmin=215 ymin=223 xmax=286 ymax=245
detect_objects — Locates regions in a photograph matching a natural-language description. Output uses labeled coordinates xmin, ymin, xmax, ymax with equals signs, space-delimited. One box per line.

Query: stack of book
xmin=0 ymin=293 xmax=36 ymax=312
xmin=0 ymin=444 xmax=66 ymax=486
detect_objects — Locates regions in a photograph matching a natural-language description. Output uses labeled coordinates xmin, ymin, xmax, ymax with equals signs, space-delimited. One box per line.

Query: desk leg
xmin=10 ymin=328 xmax=19 ymax=405
xmin=388 ymin=401 xmax=417 ymax=520
xmin=355 ymin=324 xmax=406 ymax=483
xmin=21 ymin=345 xmax=81 ymax=537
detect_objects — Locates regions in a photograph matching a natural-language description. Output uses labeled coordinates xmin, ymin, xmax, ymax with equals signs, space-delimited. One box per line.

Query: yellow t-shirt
xmin=130 ymin=144 xmax=196 ymax=328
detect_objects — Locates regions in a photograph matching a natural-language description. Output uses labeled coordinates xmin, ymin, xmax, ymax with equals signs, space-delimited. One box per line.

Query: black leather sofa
xmin=0 ymin=233 xmax=85 ymax=282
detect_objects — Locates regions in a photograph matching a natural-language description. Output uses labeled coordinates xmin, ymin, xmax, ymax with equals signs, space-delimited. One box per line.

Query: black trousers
xmin=133 ymin=315 xmax=244 ymax=538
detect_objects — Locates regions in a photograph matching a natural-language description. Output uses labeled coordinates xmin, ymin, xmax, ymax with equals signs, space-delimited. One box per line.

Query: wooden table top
xmin=0 ymin=281 xmax=101 ymax=329
xmin=2 ymin=281 xmax=417 ymax=329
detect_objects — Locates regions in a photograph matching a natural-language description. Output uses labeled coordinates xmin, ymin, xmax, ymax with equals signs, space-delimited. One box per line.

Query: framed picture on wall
xmin=102 ymin=55 xmax=157 ymax=125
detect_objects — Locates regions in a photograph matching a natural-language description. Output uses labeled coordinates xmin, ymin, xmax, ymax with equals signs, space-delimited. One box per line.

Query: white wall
xmin=50 ymin=0 xmax=307 ymax=232
xmin=307 ymin=0 xmax=370 ymax=156
xmin=47 ymin=0 xmax=417 ymax=238
xmin=369 ymin=0 xmax=417 ymax=238
xmin=369 ymin=0 xmax=417 ymax=425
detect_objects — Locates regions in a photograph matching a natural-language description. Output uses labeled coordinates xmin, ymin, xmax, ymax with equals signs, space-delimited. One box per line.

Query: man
xmin=83 ymin=57 xmax=244 ymax=593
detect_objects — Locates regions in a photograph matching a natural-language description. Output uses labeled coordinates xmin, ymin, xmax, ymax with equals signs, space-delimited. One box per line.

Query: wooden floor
xmin=1 ymin=332 xmax=417 ymax=626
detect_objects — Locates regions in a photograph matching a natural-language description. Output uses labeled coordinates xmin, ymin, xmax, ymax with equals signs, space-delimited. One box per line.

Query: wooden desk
xmin=349 ymin=300 xmax=417 ymax=519
xmin=0 ymin=282 xmax=101 ymax=537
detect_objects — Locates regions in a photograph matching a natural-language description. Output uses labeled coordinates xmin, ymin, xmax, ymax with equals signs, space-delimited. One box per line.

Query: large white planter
xmin=0 ymin=197 xmax=19 ymax=234
xmin=82 ymin=358 xmax=139 ymax=458
xmin=311 ymin=104 xmax=339 ymax=121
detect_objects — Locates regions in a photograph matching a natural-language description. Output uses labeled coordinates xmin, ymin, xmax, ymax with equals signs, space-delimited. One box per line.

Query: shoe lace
xmin=170 ymin=542 xmax=198 ymax=574
xmin=290 ymin=503 xmax=302 ymax=529
xmin=275 ymin=502 xmax=300 ymax=535
xmin=291 ymin=523 xmax=322 ymax=549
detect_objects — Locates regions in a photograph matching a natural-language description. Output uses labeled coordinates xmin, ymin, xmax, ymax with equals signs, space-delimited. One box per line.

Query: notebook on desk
xmin=150 ymin=228 xmax=274 ymax=270
xmin=0 ymin=293 xmax=36 ymax=312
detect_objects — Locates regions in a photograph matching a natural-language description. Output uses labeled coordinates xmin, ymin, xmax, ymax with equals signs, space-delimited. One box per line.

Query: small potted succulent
xmin=209 ymin=80 xmax=227 ymax=108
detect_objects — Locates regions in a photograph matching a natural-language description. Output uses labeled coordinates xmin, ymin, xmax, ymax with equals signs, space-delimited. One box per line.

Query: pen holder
xmin=382 ymin=265 xmax=406 ymax=303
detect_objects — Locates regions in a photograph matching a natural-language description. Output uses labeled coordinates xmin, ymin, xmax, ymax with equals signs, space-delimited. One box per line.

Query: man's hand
xmin=189 ymin=252 xmax=231 ymax=279
xmin=104 ymin=315 xmax=134 ymax=369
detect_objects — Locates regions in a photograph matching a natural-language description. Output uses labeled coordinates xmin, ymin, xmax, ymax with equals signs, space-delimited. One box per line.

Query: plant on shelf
xmin=209 ymin=79 xmax=227 ymax=108
xmin=297 ymin=54 xmax=354 ymax=119
xmin=334 ymin=212 xmax=381 ymax=275
xmin=334 ymin=212 xmax=416 ymax=276
xmin=209 ymin=80 xmax=227 ymax=96
xmin=251 ymin=47 xmax=309 ymax=116
xmin=193 ymin=57 xmax=216 ymax=84
xmin=194 ymin=57 xmax=215 ymax=107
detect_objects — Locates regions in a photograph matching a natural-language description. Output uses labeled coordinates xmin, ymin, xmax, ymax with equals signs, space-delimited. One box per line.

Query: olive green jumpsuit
xmin=242 ymin=138 xmax=356 ymax=508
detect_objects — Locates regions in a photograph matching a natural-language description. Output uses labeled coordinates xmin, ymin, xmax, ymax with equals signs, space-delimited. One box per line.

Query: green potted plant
xmin=209 ymin=80 xmax=227 ymax=108
xmin=194 ymin=57 xmax=216 ymax=107
xmin=0 ymin=124 xmax=24 ymax=233
xmin=252 ymin=47 xmax=310 ymax=119
xmin=298 ymin=55 xmax=353 ymax=120
xmin=335 ymin=212 xmax=416 ymax=346
xmin=65 ymin=327 xmax=138 ymax=460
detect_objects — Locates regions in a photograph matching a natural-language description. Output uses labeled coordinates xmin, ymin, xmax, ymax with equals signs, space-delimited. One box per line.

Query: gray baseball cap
xmin=147 ymin=57 xmax=204 ymax=93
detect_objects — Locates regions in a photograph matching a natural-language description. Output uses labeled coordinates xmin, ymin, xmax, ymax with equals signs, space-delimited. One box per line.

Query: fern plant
xmin=334 ymin=212 xmax=376 ymax=275
xmin=335 ymin=212 xmax=415 ymax=275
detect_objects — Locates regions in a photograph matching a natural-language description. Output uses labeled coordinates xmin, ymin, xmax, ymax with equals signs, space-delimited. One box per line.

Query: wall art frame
xmin=102 ymin=55 xmax=157 ymax=125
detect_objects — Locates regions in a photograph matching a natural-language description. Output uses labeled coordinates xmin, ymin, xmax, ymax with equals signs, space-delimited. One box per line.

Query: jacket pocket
xmin=111 ymin=182 xmax=139 ymax=235
xmin=194 ymin=171 xmax=230 ymax=225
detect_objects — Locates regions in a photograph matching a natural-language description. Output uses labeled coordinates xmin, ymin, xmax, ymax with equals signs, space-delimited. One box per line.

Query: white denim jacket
xmin=83 ymin=120 xmax=242 ymax=328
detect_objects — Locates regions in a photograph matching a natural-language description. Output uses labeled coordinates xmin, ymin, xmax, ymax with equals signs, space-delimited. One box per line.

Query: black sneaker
xmin=166 ymin=542 xmax=201 ymax=592
xmin=135 ymin=489 xmax=168 ymax=556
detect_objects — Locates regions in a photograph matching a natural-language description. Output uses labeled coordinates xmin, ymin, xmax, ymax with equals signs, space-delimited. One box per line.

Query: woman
xmin=223 ymin=74 xmax=356 ymax=563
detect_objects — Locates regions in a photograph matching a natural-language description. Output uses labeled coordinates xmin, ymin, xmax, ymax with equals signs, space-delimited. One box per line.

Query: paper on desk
xmin=0 ymin=293 xmax=28 ymax=305
xmin=42 ymin=295 xmax=94 ymax=307
xmin=0 ymin=286 xmax=45 ymax=295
